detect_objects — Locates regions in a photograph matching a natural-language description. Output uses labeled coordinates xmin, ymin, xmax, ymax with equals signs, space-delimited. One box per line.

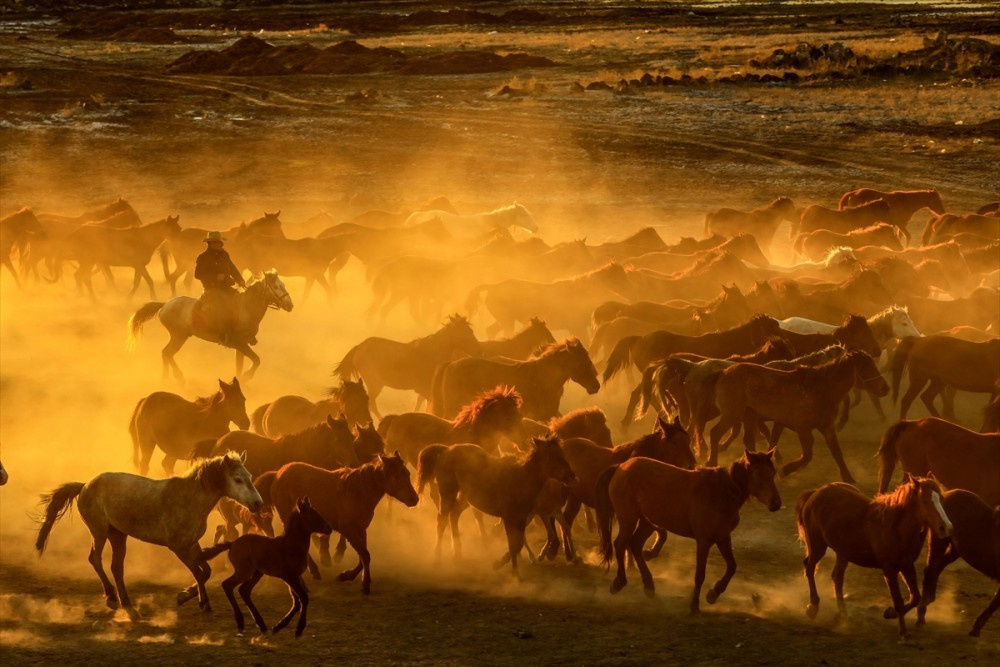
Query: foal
xmin=204 ymin=497 xmax=332 ymax=637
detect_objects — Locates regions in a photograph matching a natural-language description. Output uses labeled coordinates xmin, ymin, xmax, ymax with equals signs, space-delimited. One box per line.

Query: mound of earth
xmin=166 ymin=36 xmax=557 ymax=76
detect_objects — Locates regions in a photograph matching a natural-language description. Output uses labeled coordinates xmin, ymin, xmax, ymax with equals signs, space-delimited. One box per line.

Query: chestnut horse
xmin=793 ymin=223 xmax=904 ymax=262
xmin=597 ymin=449 xmax=781 ymax=611
xmin=478 ymin=317 xmax=557 ymax=359
xmin=204 ymin=497 xmax=332 ymax=637
xmin=418 ymin=435 xmax=576 ymax=576
xmin=711 ymin=350 xmax=889 ymax=482
xmin=1 ymin=207 xmax=46 ymax=286
xmin=796 ymin=476 xmax=952 ymax=637
xmin=431 ymin=338 xmax=600 ymax=421
xmin=269 ymin=452 xmax=418 ymax=594
xmin=129 ymin=378 xmax=250 ymax=476
xmin=892 ymin=336 xmax=1000 ymax=421
xmin=627 ymin=234 xmax=771 ymax=274
xmin=917 ymin=489 xmax=1000 ymax=637
xmin=876 ymin=417 xmax=1000 ymax=505
xmin=522 ymin=406 xmax=614 ymax=449
xmin=251 ymin=379 xmax=372 ymax=435
xmin=779 ymin=314 xmax=882 ymax=358
xmin=839 ymin=188 xmax=945 ymax=242
xmin=704 ymin=197 xmax=797 ymax=259
xmin=795 ymin=199 xmax=891 ymax=239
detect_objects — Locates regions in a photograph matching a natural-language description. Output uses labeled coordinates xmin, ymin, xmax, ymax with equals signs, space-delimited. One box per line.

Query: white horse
xmin=35 ymin=452 xmax=263 ymax=619
xmin=127 ymin=270 xmax=293 ymax=382
xmin=779 ymin=305 xmax=921 ymax=342
xmin=404 ymin=203 xmax=538 ymax=238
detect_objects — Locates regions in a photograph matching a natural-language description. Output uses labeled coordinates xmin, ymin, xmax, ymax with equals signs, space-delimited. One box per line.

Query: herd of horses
xmin=5 ymin=187 xmax=999 ymax=640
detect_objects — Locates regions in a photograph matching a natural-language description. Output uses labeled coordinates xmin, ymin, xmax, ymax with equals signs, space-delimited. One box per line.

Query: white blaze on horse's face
xmin=930 ymin=491 xmax=953 ymax=538
xmin=226 ymin=463 xmax=263 ymax=511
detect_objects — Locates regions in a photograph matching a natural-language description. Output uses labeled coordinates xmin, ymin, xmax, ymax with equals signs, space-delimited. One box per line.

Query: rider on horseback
xmin=195 ymin=231 xmax=249 ymax=346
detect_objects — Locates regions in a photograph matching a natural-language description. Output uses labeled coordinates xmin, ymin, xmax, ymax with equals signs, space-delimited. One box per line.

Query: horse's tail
xmin=190 ymin=437 xmax=217 ymax=460
xmin=253 ymin=470 xmax=277 ymax=508
xmin=464 ymin=284 xmax=488 ymax=318
xmin=876 ymin=420 xmax=910 ymax=495
xmin=128 ymin=399 xmax=143 ymax=470
xmin=602 ymin=335 xmax=639 ymax=384
xmin=595 ymin=464 xmax=620 ymax=568
xmin=250 ymin=403 xmax=269 ymax=435
xmin=417 ymin=444 xmax=448 ymax=495
xmin=794 ymin=489 xmax=815 ymax=545
xmin=127 ymin=301 xmax=165 ymax=351
xmin=636 ymin=364 xmax=661 ymax=419
xmin=199 ymin=542 xmax=232 ymax=562
xmin=377 ymin=414 xmax=396 ymax=440
xmin=333 ymin=344 xmax=359 ymax=381
xmin=891 ymin=336 xmax=919 ymax=403
xmin=429 ymin=363 xmax=448 ymax=417
xmin=35 ymin=482 xmax=85 ymax=555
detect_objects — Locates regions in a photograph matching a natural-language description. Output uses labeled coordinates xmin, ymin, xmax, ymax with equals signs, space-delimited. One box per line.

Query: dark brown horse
xmin=269 ymin=452 xmax=418 ymax=593
xmin=232 ymin=227 xmax=352 ymax=303
xmin=251 ymin=379 xmax=372 ymax=436
xmin=431 ymin=338 xmax=599 ymax=421
xmin=839 ymin=188 xmax=945 ymax=242
xmin=779 ymin=314 xmax=882 ymax=358
xmin=596 ymin=449 xmax=781 ymax=610
xmin=876 ymin=418 xmax=1000 ymax=504
xmin=1 ymin=207 xmax=46 ymax=286
xmin=892 ymin=336 xmax=1000 ymax=421
xmin=334 ymin=315 xmax=481 ymax=419
xmin=711 ymin=350 xmax=889 ymax=482
xmin=203 ymin=497 xmax=332 ymax=637
xmin=796 ymin=476 xmax=952 ymax=636
xmin=704 ymin=197 xmax=797 ymax=260
xmin=417 ymin=435 xmax=576 ymax=576
xmin=478 ymin=317 xmax=556 ymax=359
xmin=130 ymin=378 xmax=250 ymax=476
xmin=917 ymin=489 xmax=1000 ymax=637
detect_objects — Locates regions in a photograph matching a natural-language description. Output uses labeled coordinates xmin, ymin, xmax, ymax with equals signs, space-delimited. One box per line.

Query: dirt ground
xmin=1 ymin=1 xmax=998 ymax=665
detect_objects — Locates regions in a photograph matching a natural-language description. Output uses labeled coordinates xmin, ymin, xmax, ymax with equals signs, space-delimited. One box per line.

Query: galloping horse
xmin=251 ymin=379 xmax=372 ymax=435
xmin=35 ymin=452 xmax=262 ymax=619
xmin=839 ymin=188 xmax=945 ymax=242
xmin=405 ymin=202 xmax=538 ymax=237
xmin=1 ymin=207 xmax=46 ymax=286
xmin=127 ymin=270 xmax=294 ymax=382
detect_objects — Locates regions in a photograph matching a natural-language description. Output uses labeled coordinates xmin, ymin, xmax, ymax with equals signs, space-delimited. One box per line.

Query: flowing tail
xmin=602 ymin=335 xmax=639 ymax=384
xmin=333 ymin=344 xmax=360 ymax=381
xmin=595 ymin=464 xmax=620 ymax=567
xmin=795 ymin=489 xmax=816 ymax=544
xmin=876 ymin=420 xmax=911 ymax=495
xmin=250 ymin=403 xmax=269 ymax=434
xmin=891 ymin=336 xmax=919 ymax=403
xmin=127 ymin=301 xmax=165 ymax=351
xmin=416 ymin=444 xmax=448 ymax=495
xmin=464 ymin=284 xmax=488 ymax=318
xmin=36 ymin=482 xmax=85 ymax=554
xmin=636 ymin=364 xmax=660 ymax=419
xmin=199 ymin=542 xmax=233 ymax=562
xmin=128 ymin=399 xmax=143 ymax=469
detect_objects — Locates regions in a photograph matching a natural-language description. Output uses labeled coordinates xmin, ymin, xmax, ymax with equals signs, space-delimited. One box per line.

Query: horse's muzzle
xmin=768 ymin=497 xmax=782 ymax=512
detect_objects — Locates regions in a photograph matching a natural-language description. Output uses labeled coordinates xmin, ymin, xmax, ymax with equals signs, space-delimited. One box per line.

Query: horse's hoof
xmin=689 ymin=606 xmax=701 ymax=616
xmin=915 ymin=616 xmax=925 ymax=628
xmin=884 ymin=606 xmax=898 ymax=620
xmin=706 ymin=589 xmax=719 ymax=605
xmin=610 ymin=578 xmax=625 ymax=595
xmin=492 ymin=559 xmax=506 ymax=572
xmin=105 ymin=597 xmax=119 ymax=610
xmin=644 ymin=586 xmax=656 ymax=599
xmin=124 ymin=606 xmax=142 ymax=622
xmin=337 ymin=570 xmax=357 ymax=582
xmin=201 ymin=603 xmax=213 ymax=614
xmin=969 ymin=628 xmax=981 ymax=638
xmin=176 ymin=591 xmax=195 ymax=606
xmin=806 ymin=603 xmax=819 ymax=620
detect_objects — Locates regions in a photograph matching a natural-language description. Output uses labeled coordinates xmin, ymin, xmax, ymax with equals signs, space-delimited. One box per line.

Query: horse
xmin=35 ymin=452 xmax=263 ymax=618
xmin=199 ymin=414 xmax=358 ymax=478
xmin=917 ymin=489 xmax=1000 ymax=637
xmin=417 ymin=435 xmax=576 ymax=576
xmin=711 ymin=350 xmax=889 ymax=482
xmin=793 ymin=223 xmax=904 ymax=262
xmin=231 ymin=228 xmax=352 ymax=304
xmin=892 ymin=336 xmax=1000 ymax=422
xmin=431 ymin=338 xmax=599 ymax=421
xmin=795 ymin=199 xmax=891 ymax=239
xmin=127 ymin=270 xmax=294 ymax=382
xmin=347 ymin=195 xmax=458 ymax=229
xmin=779 ymin=314 xmax=882 ymax=358
xmin=478 ymin=318 xmax=556 ymax=359
xmin=923 ymin=212 xmax=1000 ymax=246
xmin=1 ymin=207 xmax=46 ymax=286
xmin=704 ymin=197 xmax=798 ymax=260
xmin=876 ymin=418 xmax=1000 ymax=505
xmin=596 ymin=449 xmax=781 ymax=610
xmin=629 ymin=252 xmax=757 ymax=304
xmin=628 ymin=234 xmax=771 ymax=275
xmin=903 ymin=288 xmax=999 ymax=335
xmin=405 ymin=202 xmax=538 ymax=237
xmin=37 ymin=197 xmax=141 ymax=227
xmin=839 ymin=188 xmax=945 ymax=242
xmin=665 ymin=234 xmax=726 ymax=255
xmin=588 ymin=227 xmax=667 ymax=262
xmin=269 ymin=452 xmax=418 ymax=592
xmin=855 ymin=241 xmax=972 ymax=297
xmin=522 ymin=406 xmax=614 ymax=449
xmin=381 ymin=386 xmax=526 ymax=468
xmin=863 ymin=256 xmax=930 ymax=299
xmin=333 ymin=314 xmax=481 ymax=419
xmin=203 ymin=497 xmax=332 ymax=638
xmin=251 ymin=379 xmax=372 ymax=436
xmin=130 ymin=378 xmax=250 ymax=476
xmin=795 ymin=476 xmax=952 ymax=637
xmin=780 ymin=304 xmax=920 ymax=340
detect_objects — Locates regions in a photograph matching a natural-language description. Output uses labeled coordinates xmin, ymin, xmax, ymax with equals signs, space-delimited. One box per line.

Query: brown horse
xmin=522 ymin=406 xmax=614 ymax=449
xmin=597 ymin=449 xmax=781 ymax=610
xmin=251 ymin=380 xmax=372 ymax=436
xmin=923 ymin=212 xmax=999 ymax=246
xmin=333 ymin=315 xmax=481 ymax=419
xmin=198 ymin=414 xmax=356 ymax=477
xmin=381 ymin=386 xmax=526 ymax=468
xmin=1 ymin=207 xmax=46 ymax=286
xmin=431 ymin=338 xmax=600 ymax=421
xmin=630 ymin=252 xmax=757 ymax=303
xmin=794 ymin=223 xmax=904 ymax=262
xmin=796 ymin=476 xmax=952 ymax=637
xmin=628 ymin=234 xmax=771 ymax=273
xmin=130 ymin=378 xmax=250 ymax=477
xmin=917 ymin=489 xmax=1000 ymax=637
xmin=269 ymin=452 xmax=418 ymax=593
xmin=478 ymin=317 xmax=556 ymax=359
xmin=588 ymin=227 xmax=667 ymax=262
xmin=779 ymin=314 xmax=882 ymax=358
xmin=892 ymin=336 xmax=1000 ymax=421
xmin=839 ymin=188 xmax=945 ymax=242
xmin=876 ymin=418 xmax=1000 ymax=504
xmin=704 ymin=197 xmax=797 ymax=259
xmin=417 ymin=435 xmax=576 ymax=576
xmin=232 ymin=228 xmax=352 ymax=304
xmin=795 ymin=199 xmax=891 ymax=239
xmin=203 ymin=497 xmax=332 ymax=637
xmin=711 ymin=350 xmax=889 ymax=482
xmin=903 ymin=288 xmax=999 ymax=335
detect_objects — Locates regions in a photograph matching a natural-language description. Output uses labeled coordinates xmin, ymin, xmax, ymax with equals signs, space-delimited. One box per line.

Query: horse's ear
xmin=901 ymin=472 xmax=913 ymax=484
xmin=326 ymin=414 xmax=335 ymax=426
xmin=239 ymin=450 xmax=247 ymax=464
xmin=392 ymin=450 xmax=402 ymax=460
xmin=672 ymin=415 xmax=681 ymax=427
xmin=231 ymin=376 xmax=240 ymax=387
xmin=765 ymin=447 xmax=778 ymax=460
xmin=358 ymin=377 xmax=365 ymax=389
xmin=656 ymin=416 xmax=668 ymax=432
xmin=219 ymin=379 xmax=228 ymax=390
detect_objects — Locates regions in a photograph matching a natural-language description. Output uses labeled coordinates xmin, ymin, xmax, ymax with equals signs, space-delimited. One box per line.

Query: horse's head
xmin=714 ymin=284 xmax=751 ymax=324
xmin=376 ymin=451 xmax=418 ymax=507
xmin=585 ymin=410 xmax=613 ymax=449
xmin=352 ymin=421 xmax=385 ymax=464
xmin=731 ymin=234 xmax=770 ymax=268
xmin=261 ymin=270 xmax=294 ymax=312
xmin=458 ymin=385 xmax=525 ymax=449
xmin=322 ymin=412 xmax=354 ymax=455
xmin=527 ymin=317 xmax=557 ymax=347
xmin=870 ymin=223 xmax=904 ymax=251
xmin=445 ymin=314 xmax=481 ymax=356
xmin=164 ymin=215 xmax=182 ymax=238
xmin=0 ymin=459 xmax=7 ymax=486
xmin=336 ymin=378 xmax=373 ymax=427
xmin=770 ymin=197 xmax=797 ymax=220
xmin=925 ymin=190 xmax=946 ymax=215
xmin=218 ymin=451 xmax=263 ymax=512
xmin=528 ymin=435 xmax=576 ymax=485
xmin=847 ymin=349 xmax=889 ymax=397
xmin=849 ymin=270 xmax=894 ymax=308
xmin=838 ymin=314 xmax=881 ymax=357
xmin=291 ymin=497 xmax=333 ymax=536
xmin=512 ymin=202 xmax=539 ymax=234
xmin=823 ymin=246 xmax=858 ymax=270
xmin=599 ymin=262 xmax=634 ymax=299
xmin=654 ymin=415 xmax=695 ymax=470
xmin=750 ymin=314 xmax=782 ymax=343
xmin=743 ymin=448 xmax=781 ymax=512
xmin=219 ymin=377 xmax=250 ymax=430
xmin=870 ymin=257 xmax=928 ymax=298
xmin=565 ymin=338 xmax=601 ymax=394
xmin=887 ymin=305 xmax=921 ymax=339
xmin=906 ymin=474 xmax=952 ymax=539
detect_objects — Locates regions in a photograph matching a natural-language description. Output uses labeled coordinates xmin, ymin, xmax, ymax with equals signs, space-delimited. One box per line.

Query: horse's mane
xmin=548 ymin=406 xmax=604 ymax=432
xmin=776 ymin=344 xmax=846 ymax=367
xmin=850 ymin=222 xmax=895 ymax=235
xmin=731 ymin=336 xmax=792 ymax=362
xmin=822 ymin=246 xmax=856 ymax=265
xmin=766 ymin=277 xmax=801 ymax=296
xmin=840 ymin=268 xmax=883 ymax=289
xmin=872 ymin=304 xmax=908 ymax=320
xmin=840 ymin=313 xmax=868 ymax=329
xmin=187 ymin=451 xmax=241 ymax=487
xmin=452 ymin=386 xmax=522 ymax=430
xmin=274 ymin=418 xmax=343 ymax=449
xmin=414 ymin=315 xmax=473 ymax=347
xmin=194 ymin=390 xmax=225 ymax=410
xmin=670 ymin=250 xmax=737 ymax=278
xmin=762 ymin=196 xmax=793 ymax=211
xmin=577 ymin=261 xmax=624 ymax=281
xmin=529 ymin=337 xmax=581 ymax=360
xmin=870 ymin=477 xmax=942 ymax=529
xmin=610 ymin=430 xmax=660 ymax=463
xmin=610 ymin=227 xmax=663 ymax=248
xmin=846 ymin=198 xmax=890 ymax=211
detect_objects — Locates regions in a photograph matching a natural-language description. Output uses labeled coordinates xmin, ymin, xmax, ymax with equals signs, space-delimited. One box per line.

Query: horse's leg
xmin=306 ymin=553 xmax=322 ymax=581
xmin=820 ymin=426 xmax=855 ymax=484
xmin=496 ymin=518 xmax=527 ymax=578
xmin=315 ymin=534 xmax=332 ymax=566
xmin=340 ymin=531 xmax=372 ymax=594
xmin=333 ymin=534 xmax=347 ymax=563
xmin=449 ymin=499 xmax=466 ymax=560
xmin=610 ymin=515 xmax=638 ymax=594
xmin=138 ymin=266 xmax=156 ymax=301
xmin=554 ymin=511 xmax=579 ymax=563
xmin=290 ymin=577 xmax=311 ymax=637
xmin=221 ymin=567 xmax=250 ymax=633
xmin=803 ymin=538 xmax=827 ymax=619
xmin=107 ymin=529 xmax=140 ymax=621
xmin=898 ymin=374 xmax=928 ymax=421
xmin=690 ymin=538 xmax=712 ymax=614
xmin=882 ymin=567 xmax=910 ymax=637
xmin=173 ymin=543 xmax=212 ymax=612
xmin=301 ymin=277 xmax=314 ymax=305
xmin=867 ymin=390 xmax=887 ymax=422
xmin=414 ymin=394 xmax=425 ymax=412
xmin=87 ymin=532 xmax=118 ymax=609
xmin=889 ymin=562 xmax=921 ymax=620
xmin=271 ymin=579 xmax=303 ymax=635
xmin=831 ymin=553 xmax=849 ymax=624
xmin=780 ymin=430 xmax=814 ymax=478
xmin=741 ymin=410 xmax=758 ymax=452
xmin=538 ymin=515 xmax=559 ymax=561
xmin=233 ymin=343 xmax=260 ymax=380
xmin=237 ymin=571 xmax=268 ymax=633
xmin=940 ymin=385 xmax=958 ymax=422
xmin=619 ymin=383 xmax=645 ymax=432
xmin=642 ymin=530 xmax=668 ymax=560
xmin=472 ymin=509 xmax=488 ymax=542
xmin=836 ymin=396 xmax=851 ymax=431
xmin=971 ymin=586 xmax=1000 ymax=637
xmin=917 ymin=541 xmax=959 ymax=627
xmin=705 ymin=534 xmax=737 ymax=605
xmin=161 ymin=454 xmax=177 ymax=477
xmin=919 ymin=377 xmax=945 ymax=419
xmin=161 ymin=334 xmax=189 ymax=384
xmin=368 ymin=385 xmax=384 ymax=422
xmin=628 ymin=520 xmax=657 ymax=597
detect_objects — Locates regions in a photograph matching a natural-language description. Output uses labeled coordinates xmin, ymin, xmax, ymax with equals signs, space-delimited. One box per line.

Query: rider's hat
xmin=204 ymin=230 xmax=226 ymax=243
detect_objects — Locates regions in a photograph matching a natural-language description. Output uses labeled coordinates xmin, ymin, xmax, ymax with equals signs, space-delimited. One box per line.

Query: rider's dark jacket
xmin=195 ymin=247 xmax=246 ymax=290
